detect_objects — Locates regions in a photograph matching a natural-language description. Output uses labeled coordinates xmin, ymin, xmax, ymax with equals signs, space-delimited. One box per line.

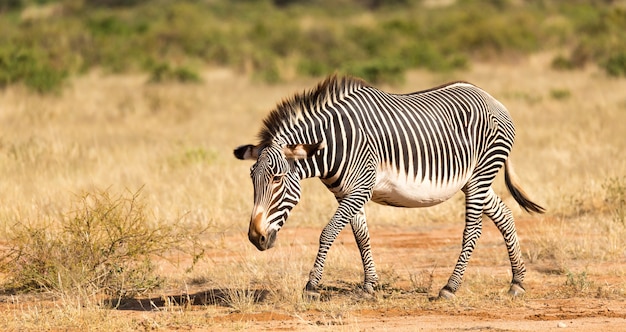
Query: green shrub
xmin=567 ymin=6 xmax=626 ymax=76
xmin=550 ymin=88 xmax=571 ymax=100
xmin=346 ymin=59 xmax=406 ymax=85
xmin=604 ymin=52 xmax=626 ymax=77
xmin=148 ymin=62 xmax=202 ymax=84
xmin=564 ymin=270 xmax=591 ymax=295
xmin=0 ymin=0 xmax=22 ymax=12
xmin=0 ymin=0 xmax=624 ymax=91
xmin=235 ymin=49 xmax=283 ymax=84
xmin=298 ymin=59 xmax=330 ymax=77
xmin=86 ymin=0 xmax=145 ymax=7
xmin=401 ymin=43 xmax=468 ymax=72
xmin=86 ymin=15 xmax=146 ymax=36
xmin=0 ymin=45 xmax=67 ymax=93
xmin=551 ymin=54 xmax=577 ymax=70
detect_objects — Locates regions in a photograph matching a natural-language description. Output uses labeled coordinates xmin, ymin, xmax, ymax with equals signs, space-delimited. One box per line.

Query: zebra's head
xmin=234 ymin=142 xmax=324 ymax=251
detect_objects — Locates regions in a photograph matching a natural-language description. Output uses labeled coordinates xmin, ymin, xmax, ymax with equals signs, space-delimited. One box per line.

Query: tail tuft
xmin=504 ymin=160 xmax=545 ymax=214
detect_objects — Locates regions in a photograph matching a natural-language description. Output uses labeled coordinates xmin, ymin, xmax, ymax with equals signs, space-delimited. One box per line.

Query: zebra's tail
xmin=503 ymin=159 xmax=545 ymax=214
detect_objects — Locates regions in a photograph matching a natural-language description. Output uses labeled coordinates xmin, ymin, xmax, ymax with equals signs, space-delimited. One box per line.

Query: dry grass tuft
xmin=0 ymin=188 xmax=207 ymax=305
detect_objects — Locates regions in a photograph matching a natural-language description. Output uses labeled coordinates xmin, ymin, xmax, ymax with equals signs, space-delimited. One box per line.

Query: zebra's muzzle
xmin=249 ymin=228 xmax=277 ymax=251
xmin=248 ymin=211 xmax=276 ymax=250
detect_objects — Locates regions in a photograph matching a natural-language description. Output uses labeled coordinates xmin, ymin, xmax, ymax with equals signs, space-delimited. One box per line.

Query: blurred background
xmin=1 ymin=0 xmax=625 ymax=93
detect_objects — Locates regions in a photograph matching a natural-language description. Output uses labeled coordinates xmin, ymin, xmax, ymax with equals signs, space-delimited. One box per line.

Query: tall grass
xmin=0 ymin=46 xmax=625 ymax=328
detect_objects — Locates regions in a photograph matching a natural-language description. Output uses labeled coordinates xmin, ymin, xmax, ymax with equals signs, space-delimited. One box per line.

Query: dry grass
xmin=0 ymin=53 xmax=625 ymax=330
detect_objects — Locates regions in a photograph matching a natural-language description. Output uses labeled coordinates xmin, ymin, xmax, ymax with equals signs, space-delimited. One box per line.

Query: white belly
xmin=371 ymin=168 xmax=469 ymax=208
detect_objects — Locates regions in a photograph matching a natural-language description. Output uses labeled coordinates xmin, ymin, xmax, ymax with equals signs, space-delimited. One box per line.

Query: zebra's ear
xmin=234 ymin=144 xmax=259 ymax=160
xmin=283 ymin=141 xmax=326 ymax=160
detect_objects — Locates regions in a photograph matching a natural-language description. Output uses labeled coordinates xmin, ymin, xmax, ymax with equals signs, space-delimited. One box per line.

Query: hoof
xmin=438 ymin=287 xmax=456 ymax=300
xmin=355 ymin=284 xmax=376 ymax=300
xmin=363 ymin=283 xmax=375 ymax=294
xmin=303 ymin=281 xmax=321 ymax=301
xmin=303 ymin=289 xmax=321 ymax=301
xmin=508 ymin=283 xmax=525 ymax=297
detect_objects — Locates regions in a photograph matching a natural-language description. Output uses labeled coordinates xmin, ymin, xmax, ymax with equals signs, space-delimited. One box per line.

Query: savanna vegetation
xmin=1 ymin=0 xmax=626 ymax=92
xmin=0 ymin=0 xmax=625 ymax=330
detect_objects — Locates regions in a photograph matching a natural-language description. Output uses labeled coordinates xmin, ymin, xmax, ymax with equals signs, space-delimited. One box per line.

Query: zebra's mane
xmin=258 ymin=74 xmax=369 ymax=145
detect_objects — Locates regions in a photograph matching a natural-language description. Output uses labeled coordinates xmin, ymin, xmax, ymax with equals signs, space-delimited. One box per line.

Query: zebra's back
xmin=339 ymin=82 xmax=515 ymax=207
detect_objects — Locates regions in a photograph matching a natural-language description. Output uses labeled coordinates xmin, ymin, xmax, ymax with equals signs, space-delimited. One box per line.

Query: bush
xmin=0 ymin=45 xmax=67 ymax=93
xmin=401 ymin=43 xmax=468 ymax=72
xmin=566 ymin=5 xmax=626 ymax=75
xmin=147 ymin=62 xmax=202 ymax=84
xmin=604 ymin=52 xmax=626 ymax=77
xmin=0 ymin=0 xmax=624 ymax=91
xmin=551 ymin=54 xmax=577 ymax=70
xmin=550 ymin=88 xmax=572 ymax=100
xmin=346 ymin=59 xmax=406 ymax=85
xmin=0 ymin=188 xmax=206 ymax=302
xmin=0 ymin=0 xmax=21 ymax=12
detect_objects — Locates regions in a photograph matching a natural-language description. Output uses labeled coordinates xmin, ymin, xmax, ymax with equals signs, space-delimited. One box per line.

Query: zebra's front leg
xmin=304 ymin=217 xmax=350 ymax=299
xmin=350 ymin=208 xmax=378 ymax=294
xmin=305 ymin=196 xmax=369 ymax=299
xmin=439 ymin=185 xmax=487 ymax=299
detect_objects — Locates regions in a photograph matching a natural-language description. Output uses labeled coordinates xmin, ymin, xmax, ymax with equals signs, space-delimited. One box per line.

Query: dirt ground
xmin=105 ymin=216 xmax=626 ymax=331
xmin=1 ymin=210 xmax=624 ymax=331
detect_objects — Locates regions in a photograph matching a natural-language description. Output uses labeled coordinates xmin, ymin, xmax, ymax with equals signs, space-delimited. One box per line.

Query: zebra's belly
xmin=371 ymin=170 xmax=468 ymax=208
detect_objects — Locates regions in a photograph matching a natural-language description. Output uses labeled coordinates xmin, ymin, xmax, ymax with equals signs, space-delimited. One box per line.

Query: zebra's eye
xmin=272 ymin=175 xmax=283 ymax=184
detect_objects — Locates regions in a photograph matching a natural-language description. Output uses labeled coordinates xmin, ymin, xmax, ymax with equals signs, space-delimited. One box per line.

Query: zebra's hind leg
xmin=350 ymin=208 xmax=378 ymax=294
xmin=483 ymin=188 xmax=527 ymax=297
xmin=438 ymin=183 xmax=488 ymax=300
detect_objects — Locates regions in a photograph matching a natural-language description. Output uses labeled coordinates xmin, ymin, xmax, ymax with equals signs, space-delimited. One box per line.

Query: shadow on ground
xmin=109 ymin=281 xmax=430 ymax=311
xmin=110 ymin=288 xmax=269 ymax=311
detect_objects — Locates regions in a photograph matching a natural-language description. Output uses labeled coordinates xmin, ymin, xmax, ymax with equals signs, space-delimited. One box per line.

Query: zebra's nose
xmin=249 ymin=229 xmax=273 ymax=251
xmin=248 ymin=230 xmax=268 ymax=251
xmin=249 ymin=213 xmax=269 ymax=251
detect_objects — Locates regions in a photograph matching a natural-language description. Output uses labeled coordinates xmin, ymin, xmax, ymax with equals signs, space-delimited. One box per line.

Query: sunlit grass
xmin=0 ymin=53 xmax=625 ymax=329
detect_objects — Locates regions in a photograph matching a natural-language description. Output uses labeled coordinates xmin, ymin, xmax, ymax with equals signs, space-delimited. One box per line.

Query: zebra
xmin=234 ymin=75 xmax=544 ymax=299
